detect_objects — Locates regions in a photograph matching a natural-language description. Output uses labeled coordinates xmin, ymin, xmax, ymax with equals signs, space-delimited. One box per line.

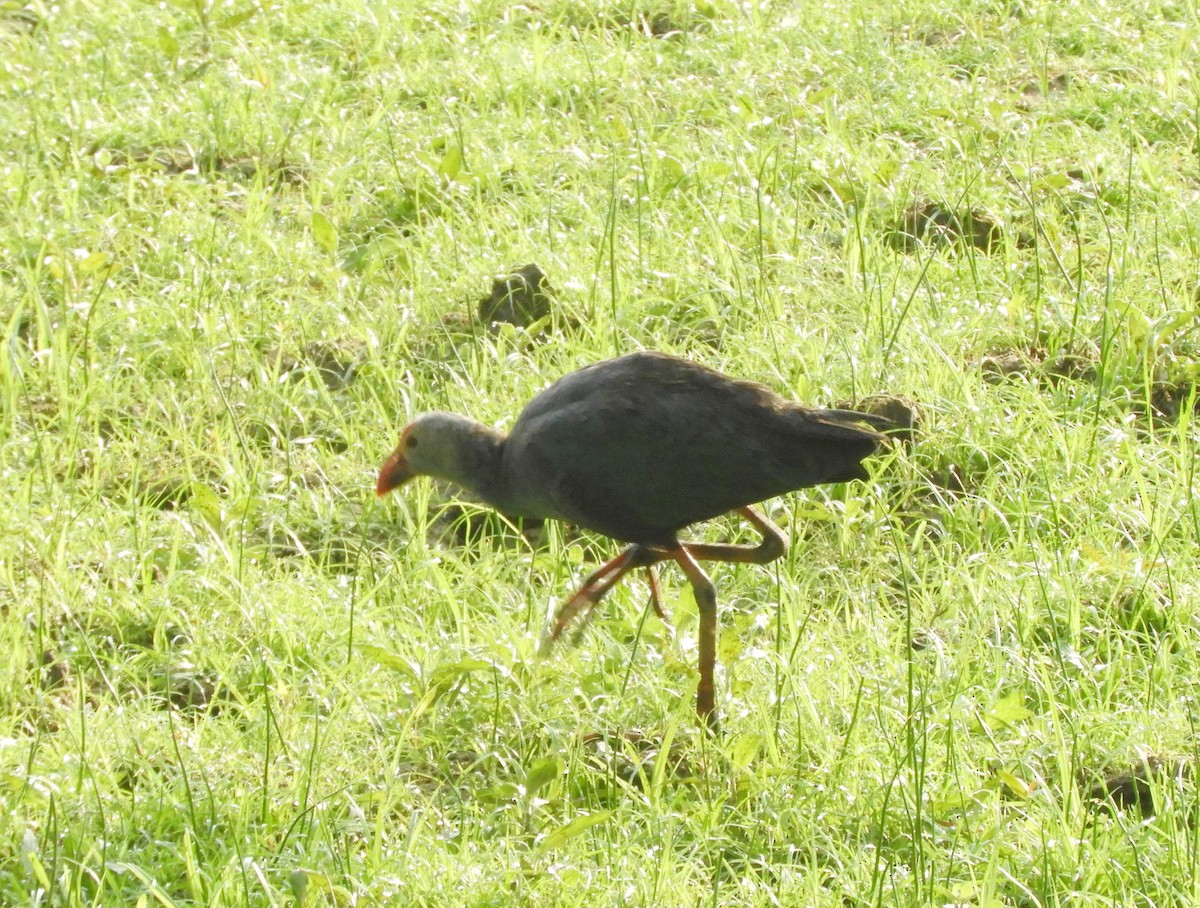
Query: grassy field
xmin=3 ymin=0 xmax=1200 ymax=904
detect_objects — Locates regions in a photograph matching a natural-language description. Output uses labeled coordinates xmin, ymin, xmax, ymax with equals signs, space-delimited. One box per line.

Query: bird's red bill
xmin=376 ymin=450 xmax=413 ymax=496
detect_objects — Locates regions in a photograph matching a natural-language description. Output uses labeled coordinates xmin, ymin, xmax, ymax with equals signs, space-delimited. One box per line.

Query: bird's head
xmin=376 ymin=412 xmax=504 ymax=497
xmin=376 ymin=424 xmax=418 ymax=496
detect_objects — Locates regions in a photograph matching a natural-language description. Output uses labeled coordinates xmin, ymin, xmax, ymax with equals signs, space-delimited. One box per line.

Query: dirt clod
xmin=478 ymin=264 xmax=555 ymax=329
xmin=889 ymin=202 xmax=1007 ymax=254
xmin=1083 ymin=756 xmax=1191 ymax=816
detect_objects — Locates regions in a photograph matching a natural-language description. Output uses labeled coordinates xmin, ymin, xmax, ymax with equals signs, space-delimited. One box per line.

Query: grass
xmin=2 ymin=0 xmax=1200 ymax=904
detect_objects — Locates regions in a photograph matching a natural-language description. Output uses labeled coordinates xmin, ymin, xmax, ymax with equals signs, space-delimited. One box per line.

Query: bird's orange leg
xmin=644 ymin=565 xmax=669 ymax=623
xmin=672 ymin=506 xmax=788 ymax=730
xmin=670 ymin=546 xmax=719 ymax=731
xmin=682 ymin=506 xmax=787 ymax=565
xmin=546 ymin=544 xmax=672 ymax=645
xmin=548 ymin=506 xmax=788 ymax=730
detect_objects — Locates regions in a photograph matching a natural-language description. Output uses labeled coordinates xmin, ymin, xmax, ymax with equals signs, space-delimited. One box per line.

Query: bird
xmin=376 ymin=351 xmax=889 ymax=729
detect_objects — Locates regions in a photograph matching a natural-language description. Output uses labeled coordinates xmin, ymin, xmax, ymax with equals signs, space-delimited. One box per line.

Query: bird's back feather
xmin=502 ymin=353 xmax=882 ymax=544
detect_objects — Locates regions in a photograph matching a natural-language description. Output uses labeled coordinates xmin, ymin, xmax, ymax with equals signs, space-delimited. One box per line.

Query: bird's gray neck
xmin=443 ymin=421 xmax=511 ymax=509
